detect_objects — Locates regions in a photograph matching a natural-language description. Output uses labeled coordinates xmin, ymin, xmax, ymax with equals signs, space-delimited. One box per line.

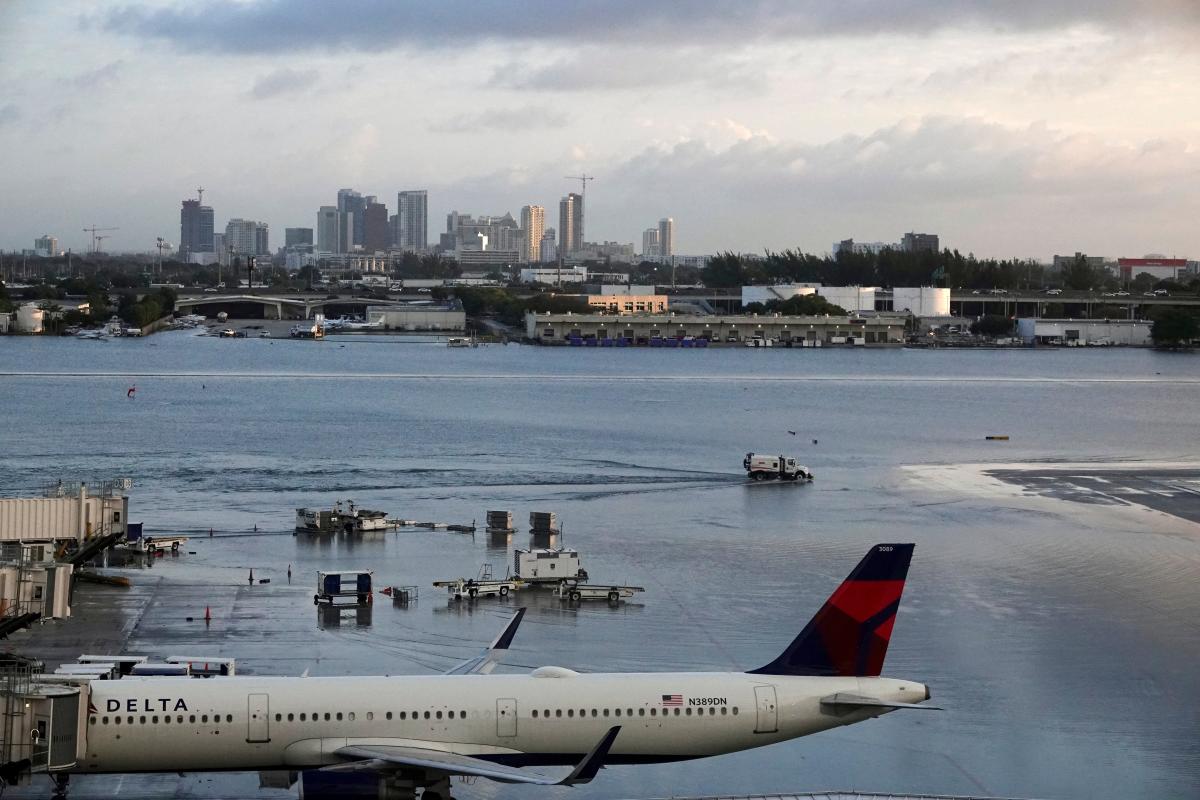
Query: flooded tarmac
xmin=1 ymin=334 xmax=1198 ymax=799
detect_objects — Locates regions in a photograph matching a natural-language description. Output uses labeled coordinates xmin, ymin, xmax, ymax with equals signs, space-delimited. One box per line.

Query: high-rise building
xmin=34 ymin=235 xmax=58 ymax=257
xmin=317 ymin=206 xmax=341 ymax=253
xmin=337 ymin=188 xmax=365 ymax=249
xmin=642 ymin=228 xmax=660 ymax=258
xmin=558 ymin=193 xmax=582 ymax=257
xmin=396 ymin=190 xmax=428 ymax=251
xmin=540 ymin=229 xmax=558 ymax=264
xmin=901 ymin=232 xmax=939 ymax=253
xmin=520 ymin=205 xmax=545 ymax=264
xmin=285 ymin=228 xmax=314 ymax=249
xmin=657 ymin=217 xmax=674 ymax=259
xmin=224 ymin=219 xmax=268 ymax=257
xmin=180 ymin=199 xmax=215 ymax=257
xmin=363 ymin=200 xmax=390 ymax=253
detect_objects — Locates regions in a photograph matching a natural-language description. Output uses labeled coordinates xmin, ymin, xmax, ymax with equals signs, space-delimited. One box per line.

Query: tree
xmin=970 ymin=315 xmax=1013 ymax=337
xmin=700 ymin=252 xmax=746 ymax=288
xmin=1130 ymin=272 xmax=1157 ymax=293
xmin=1151 ymin=309 xmax=1199 ymax=347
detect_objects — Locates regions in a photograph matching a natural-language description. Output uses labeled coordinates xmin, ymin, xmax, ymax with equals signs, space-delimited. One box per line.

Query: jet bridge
xmin=0 ymin=665 xmax=87 ymax=788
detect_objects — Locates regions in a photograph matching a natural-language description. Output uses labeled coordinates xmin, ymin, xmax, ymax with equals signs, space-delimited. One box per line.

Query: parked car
xmin=1046 ymin=288 xmax=1063 ymax=295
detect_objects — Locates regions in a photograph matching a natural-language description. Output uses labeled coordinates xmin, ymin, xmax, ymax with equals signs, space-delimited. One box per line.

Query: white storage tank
xmin=16 ymin=303 xmax=46 ymax=333
xmin=892 ymin=287 xmax=951 ymax=316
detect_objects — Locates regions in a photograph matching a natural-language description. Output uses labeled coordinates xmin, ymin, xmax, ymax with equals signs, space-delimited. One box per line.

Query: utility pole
xmin=155 ymin=237 xmax=168 ymax=279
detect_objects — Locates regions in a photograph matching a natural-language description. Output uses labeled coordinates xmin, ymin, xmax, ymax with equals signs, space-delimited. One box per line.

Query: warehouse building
xmin=526 ymin=312 xmax=908 ymax=345
xmin=366 ymin=304 xmax=466 ymax=332
xmin=1016 ymin=318 xmax=1153 ymax=346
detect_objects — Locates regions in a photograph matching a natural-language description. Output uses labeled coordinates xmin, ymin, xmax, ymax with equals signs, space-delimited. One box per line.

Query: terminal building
xmin=1016 ymin=318 xmax=1153 ymax=346
xmin=526 ymin=312 xmax=908 ymax=345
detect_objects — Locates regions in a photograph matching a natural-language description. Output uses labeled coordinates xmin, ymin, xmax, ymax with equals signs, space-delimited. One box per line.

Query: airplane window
xmin=461 ymin=710 xmax=466 ymax=718
xmin=163 ymin=716 xmax=170 ymax=724
xmin=447 ymin=711 xmax=454 ymax=719
xmin=732 ymin=707 xmax=739 ymax=715
xmin=532 ymin=710 xmax=539 ymax=718
xmin=226 ymin=715 xmax=233 ymax=723
xmin=603 ymin=709 xmax=610 ymax=717
xmin=424 ymin=711 xmax=430 ymax=720
xmin=399 ymin=712 xmax=406 ymax=720
xmin=413 ymin=710 xmax=419 ymax=719
xmin=721 ymin=707 xmax=727 ymax=715
xmin=336 ymin=713 xmax=343 ymax=721
xmin=189 ymin=715 xmax=196 ymax=723
xmin=567 ymin=709 xmax=574 ymax=717
xmin=299 ymin=713 xmax=306 ymax=721
xmin=709 ymin=707 xmax=716 ymax=715
xmin=90 ymin=717 xmax=97 ymax=725
xmin=555 ymin=710 xmax=562 ymax=718
xmin=114 ymin=717 xmax=121 ymax=725
xmin=366 ymin=712 xmax=373 ymax=721
xmin=436 ymin=711 xmax=443 ymax=720
xmin=614 ymin=709 xmax=621 ymax=717
xmin=543 ymin=709 xmax=550 ymax=718
xmin=288 ymin=713 xmax=294 ymax=721
xmin=591 ymin=709 xmax=598 ymax=717
xmin=140 ymin=716 xmax=146 ymax=724
xmin=349 ymin=712 xmax=356 ymax=721
xmin=324 ymin=713 xmax=331 ymax=721
xmin=627 ymin=709 xmax=633 ymax=716
xmin=386 ymin=712 xmax=393 ymax=720
xmin=673 ymin=708 xmax=680 ymax=716
xmin=685 ymin=708 xmax=692 ymax=716
xmin=638 ymin=709 xmax=645 ymax=717
xmin=127 ymin=716 xmax=133 ymax=725
xmin=102 ymin=716 xmax=109 ymax=725
xmin=650 ymin=709 xmax=656 ymax=717
xmin=153 ymin=716 xmax=160 ymax=724
xmin=274 ymin=714 xmax=281 ymax=722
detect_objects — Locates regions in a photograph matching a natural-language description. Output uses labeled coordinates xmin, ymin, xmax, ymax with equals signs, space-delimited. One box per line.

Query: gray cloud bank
xmin=101 ymin=1 xmax=1200 ymax=53
xmin=428 ymin=107 xmax=567 ymax=134
xmin=249 ymin=68 xmax=319 ymax=99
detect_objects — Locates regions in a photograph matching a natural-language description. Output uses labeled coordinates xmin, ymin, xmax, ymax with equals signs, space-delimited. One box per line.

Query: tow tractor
xmin=434 ymin=564 xmax=520 ymax=600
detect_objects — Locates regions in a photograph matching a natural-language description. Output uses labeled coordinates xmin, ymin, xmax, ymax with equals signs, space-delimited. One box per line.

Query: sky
xmin=1 ymin=1 xmax=1199 ymax=260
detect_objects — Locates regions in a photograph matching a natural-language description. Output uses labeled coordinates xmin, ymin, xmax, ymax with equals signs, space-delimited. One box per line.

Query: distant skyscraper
xmin=642 ymin=228 xmax=660 ymax=258
xmin=317 ymin=206 xmax=341 ymax=253
xmin=540 ymin=228 xmax=558 ymax=264
xmin=285 ymin=228 xmax=314 ymax=249
xmin=396 ymin=190 xmax=428 ymax=251
xmin=363 ymin=200 xmax=390 ymax=252
xmin=34 ymin=235 xmax=58 ymax=257
xmin=657 ymin=217 xmax=674 ymax=259
xmin=520 ymin=205 xmax=544 ymax=263
xmin=558 ymin=193 xmax=582 ymax=257
xmin=225 ymin=219 xmax=268 ymax=257
xmin=180 ymin=199 xmax=215 ymax=257
xmin=337 ymin=188 xmax=365 ymax=249
xmin=901 ymin=232 xmax=939 ymax=253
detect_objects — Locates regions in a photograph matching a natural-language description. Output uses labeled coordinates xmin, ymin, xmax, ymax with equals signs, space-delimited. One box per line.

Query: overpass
xmin=175 ymin=293 xmax=420 ymax=319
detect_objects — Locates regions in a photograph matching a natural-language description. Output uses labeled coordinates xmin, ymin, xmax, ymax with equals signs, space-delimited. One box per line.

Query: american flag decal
xmin=661 ymin=694 xmax=682 ymax=706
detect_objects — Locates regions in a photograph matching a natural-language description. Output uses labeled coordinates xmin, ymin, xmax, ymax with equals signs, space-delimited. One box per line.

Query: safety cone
xmin=204 ymin=606 xmax=211 ymax=621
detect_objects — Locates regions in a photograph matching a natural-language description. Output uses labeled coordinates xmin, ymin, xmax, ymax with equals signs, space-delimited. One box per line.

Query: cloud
xmin=491 ymin=49 xmax=763 ymax=93
xmin=428 ymin=107 xmax=567 ymax=134
xmin=596 ymin=116 xmax=1200 ymax=253
xmin=101 ymin=1 xmax=1200 ymax=54
xmin=0 ymin=104 xmax=20 ymax=128
xmin=249 ymin=68 xmax=319 ymax=99
xmin=66 ymin=60 xmax=124 ymax=90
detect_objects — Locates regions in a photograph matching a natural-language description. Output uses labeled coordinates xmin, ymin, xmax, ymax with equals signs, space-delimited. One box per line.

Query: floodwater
xmin=1 ymin=332 xmax=1199 ymax=800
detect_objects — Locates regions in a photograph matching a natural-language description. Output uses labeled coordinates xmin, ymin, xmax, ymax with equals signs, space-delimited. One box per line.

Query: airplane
xmin=66 ymin=543 xmax=934 ymax=800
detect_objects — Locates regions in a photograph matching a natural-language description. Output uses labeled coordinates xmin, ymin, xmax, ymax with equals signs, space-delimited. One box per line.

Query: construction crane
xmin=197 ymin=186 xmax=205 ymax=204
xmin=564 ymin=173 xmax=594 ymax=201
xmin=82 ymin=225 xmax=118 ymax=254
xmin=94 ymin=234 xmax=113 ymax=253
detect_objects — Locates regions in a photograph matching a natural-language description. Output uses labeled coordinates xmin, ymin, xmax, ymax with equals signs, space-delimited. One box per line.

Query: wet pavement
xmin=987 ymin=468 xmax=1200 ymax=524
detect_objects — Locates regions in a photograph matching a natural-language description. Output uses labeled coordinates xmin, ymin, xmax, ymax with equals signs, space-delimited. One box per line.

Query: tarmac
xmin=986 ymin=467 xmax=1200 ymax=524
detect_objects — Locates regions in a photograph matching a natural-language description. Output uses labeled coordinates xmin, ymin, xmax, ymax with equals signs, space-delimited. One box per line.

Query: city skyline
xmin=1 ymin=2 xmax=1199 ymax=259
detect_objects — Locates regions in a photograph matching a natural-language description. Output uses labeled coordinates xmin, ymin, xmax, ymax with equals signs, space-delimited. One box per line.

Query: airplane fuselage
xmin=79 ymin=671 xmax=926 ymax=773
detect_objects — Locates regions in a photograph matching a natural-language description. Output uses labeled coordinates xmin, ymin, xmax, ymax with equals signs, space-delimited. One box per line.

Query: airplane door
xmin=247 ymin=694 xmax=270 ymax=743
xmin=496 ymin=698 xmax=517 ymax=737
xmin=754 ymin=685 xmax=778 ymax=734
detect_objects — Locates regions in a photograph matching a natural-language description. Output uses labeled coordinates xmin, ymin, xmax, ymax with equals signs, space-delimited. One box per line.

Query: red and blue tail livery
xmin=749 ymin=543 xmax=915 ymax=678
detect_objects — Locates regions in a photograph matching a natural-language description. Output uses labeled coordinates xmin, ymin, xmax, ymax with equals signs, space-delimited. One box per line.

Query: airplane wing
xmin=820 ymin=692 xmax=943 ymax=711
xmin=328 ymin=726 xmax=620 ymax=786
xmin=444 ymin=608 xmax=526 ymax=675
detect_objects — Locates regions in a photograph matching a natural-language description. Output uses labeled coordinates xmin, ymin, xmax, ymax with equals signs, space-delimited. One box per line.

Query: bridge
xmin=175 ymin=293 xmax=419 ymax=319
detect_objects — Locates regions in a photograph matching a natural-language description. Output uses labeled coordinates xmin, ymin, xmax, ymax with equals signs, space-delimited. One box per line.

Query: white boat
xmin=75 ymin=329 xmax=107 ymax=340
xmin=447 ymin=336 xmax=476 ymax=348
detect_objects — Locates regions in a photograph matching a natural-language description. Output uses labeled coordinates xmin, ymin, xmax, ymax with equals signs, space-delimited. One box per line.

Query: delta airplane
xmin=69 ymin=544 xmax=934 ymax=800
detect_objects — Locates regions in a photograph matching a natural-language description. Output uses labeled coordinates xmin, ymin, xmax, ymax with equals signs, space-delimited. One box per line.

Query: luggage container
xmin=314 ymin=570 xmax=373 ymax=605
xmin=513 ymin=548 xmax=587 ymax=584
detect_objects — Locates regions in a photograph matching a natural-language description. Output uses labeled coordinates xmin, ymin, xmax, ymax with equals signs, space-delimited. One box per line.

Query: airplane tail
xmin=748 ymin=543 xmax=915 ymax=677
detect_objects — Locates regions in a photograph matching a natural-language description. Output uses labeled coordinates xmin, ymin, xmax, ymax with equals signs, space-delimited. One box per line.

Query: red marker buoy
xmin=204 ymin=606 xmax=211 ymax=621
